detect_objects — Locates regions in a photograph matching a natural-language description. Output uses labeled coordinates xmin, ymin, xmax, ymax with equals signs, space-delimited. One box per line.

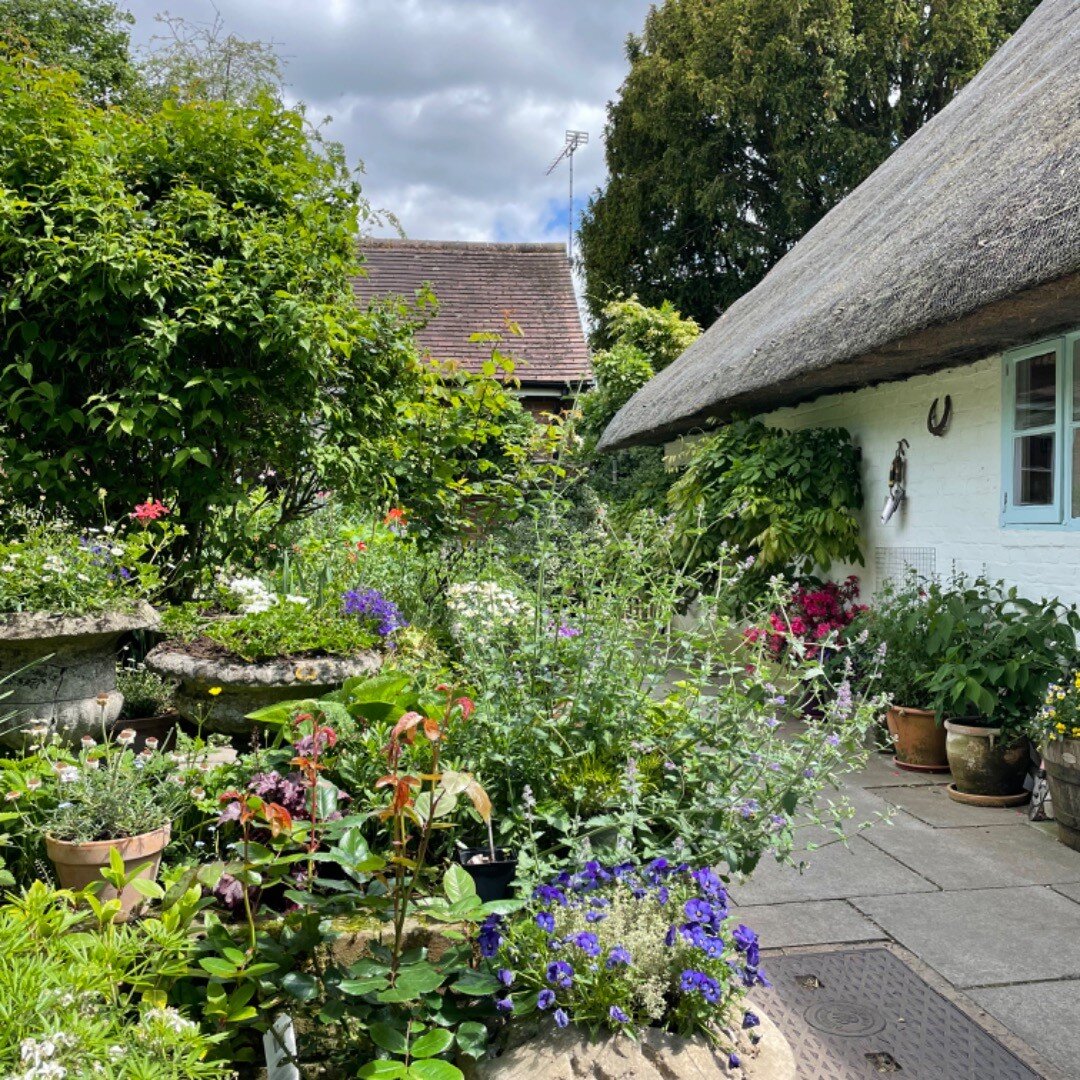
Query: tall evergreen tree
xmin=579 ymin=0 xmax=1039 ymax=331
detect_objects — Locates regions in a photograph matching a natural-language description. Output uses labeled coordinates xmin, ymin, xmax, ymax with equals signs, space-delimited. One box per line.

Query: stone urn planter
xmin=463 ymin=1009 xmax=794 ymax=1080
xmin=0 ymin=602 xmax=159 ymax=748
xmin=45 ymin=823 xmax=171 ymax=919
xmin=144 ymin=644 xmax=381 ymax=733
xmin=944 ymin=721 xmax=1030 ymax=806
xmin=885 ymin=705 xmax=949 ymax=772
xmin=1043 ymin=736 xmax=1080 ymax=850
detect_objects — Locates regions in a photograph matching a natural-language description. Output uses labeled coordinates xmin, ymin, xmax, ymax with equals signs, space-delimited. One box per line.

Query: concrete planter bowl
xmin=0 ymin=602 xmax=159 ymax=748
xmin=944 ymin=721 xmax=1030 ymax=806
xmin=463 ymin=1008 xmax=795 ymax=1079
xmin=1043 ymin=736 xmax=1080 ymax=850
xmin=144 ymin=643 xmax=382 ymax=734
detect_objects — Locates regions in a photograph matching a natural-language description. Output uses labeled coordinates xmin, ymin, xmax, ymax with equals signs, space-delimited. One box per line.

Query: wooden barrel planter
xmin=1043 ymin=737 xmax=1080 ymax=851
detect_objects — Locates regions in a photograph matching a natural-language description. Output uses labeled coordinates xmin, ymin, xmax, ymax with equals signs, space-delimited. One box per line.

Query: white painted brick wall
xmin=754 ymin=355 xmax=1080 ymax=605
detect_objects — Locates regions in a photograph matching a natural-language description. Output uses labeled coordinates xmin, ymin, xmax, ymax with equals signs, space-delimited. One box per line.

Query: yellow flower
xmin=208 ymin=686 xmax=222 ymax=697
xmin=1056 ymin=722 xmax=1066 ymax=733
xmin=1057 ymin=691 xmax=1067 ymax=700
xmin=1073 ymin=673 xmax=1080 ymax=688
xmin=1072 ymin=727 xmax=1080 ymax=738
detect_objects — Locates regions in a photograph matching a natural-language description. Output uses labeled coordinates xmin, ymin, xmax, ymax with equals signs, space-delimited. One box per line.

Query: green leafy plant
xmin=117 ymin=659 xmax=175 ymax=720
xmin=668 ymin=418 xmax=863 ymax=581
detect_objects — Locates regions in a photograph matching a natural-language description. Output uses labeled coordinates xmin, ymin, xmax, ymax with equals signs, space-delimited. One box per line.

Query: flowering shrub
xmin=0 ymin=507 xmax=176 ymax=615
xmin=747 ymin=576 xmax=864 ymax=661
xmin=447 ymin=579 xmax=532 ymax=645
xmin=481 ymin=859 xmax=764 ymax=1064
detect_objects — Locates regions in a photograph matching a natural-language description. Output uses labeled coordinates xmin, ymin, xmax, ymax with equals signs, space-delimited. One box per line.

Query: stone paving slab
xmin=846 ymin=752 xmax=949 ymax=788
xmin=852 ymin=886 xmax=1080 ymax=988
xmin=969 ymin=980 xmax=1080 ymax=1080
xmin=735 ymin=900 xmax=887 ymax=948
xmin=861 ymin=815 xmax=1080 ymax=890
xmin=869 ymin=783 xmax=1033 ymax=828
xmin=730 ymin=835 xmax=937 ymax=905
xmin=1052 ymin=881 xmax=1080 ymax=903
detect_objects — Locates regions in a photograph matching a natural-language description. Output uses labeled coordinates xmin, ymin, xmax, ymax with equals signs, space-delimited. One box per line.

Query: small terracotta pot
xmin=885 ymin=705 xmax=949 ymax=772
xmin=45 ymin=824 xmax=171 ymax=918
xmin=945 ymin=721 xmax=1029 ymax=799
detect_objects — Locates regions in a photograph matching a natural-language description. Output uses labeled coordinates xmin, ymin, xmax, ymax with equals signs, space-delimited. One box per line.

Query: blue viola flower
xmin=609 ymin=1005 xmax=630 ymax=1023
xmin=495 ymin=996 xmax=514 ymax=1013
xmin=554 ymin=1008 xmax=570 ymax=1029
xmin=546 ymin=960 xmax=574 ymax=988
xmin=478 ymin=915 xmax=504 ymax=958
xmin=569 ymin=931 xmax=601 ymax=957
xmin=538 ymin=989 xmax=556 ymax=1010
xmin=728 ymin=1051 xmax=741 ymax=1070
xmin=664 ymin=925 xmax=677 ymax=947
xmin=742 ymin=1010 xmax=760 ymax=1030
xmin=497 ymin=968 xmax=514 ymax=988
xmin=534 ymin=884 xmax=568 ymax=907
xmin=606 ymin=946 xmax=632 ymax=968
xmin=691 ymin=867 xmax=725 ymax=900
xmin=536 ymin=911 xmax=556 ymax=933
xmin=731 ymin=923 xmax=758 ymax=953
xmin=684 ymin=898 xmax=714 ymax=923
xmin=585 ymin=910 xmax=607 ymax=924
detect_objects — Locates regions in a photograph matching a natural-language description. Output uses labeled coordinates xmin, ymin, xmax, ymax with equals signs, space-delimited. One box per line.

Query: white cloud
xmin=122 ymin=0 xmax=653 ymax=242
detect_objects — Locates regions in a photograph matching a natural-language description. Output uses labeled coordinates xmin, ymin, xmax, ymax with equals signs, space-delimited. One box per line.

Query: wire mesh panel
xmin=875 ymin=546 xmax=937 ymax=586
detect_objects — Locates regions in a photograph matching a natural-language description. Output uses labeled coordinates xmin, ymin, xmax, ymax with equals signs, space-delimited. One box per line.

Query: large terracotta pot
xmin=944 ymin=721 xmax=1029 ymax=803
xmin=145 ymin=644 xmax=381 ymax=734
xmin=1043 ymin=736 xmax=1080 ymax=851
xmin=45 ymin=824 xmax=171 ymax=917
xmin=885 ymin=705 xmax=949 ymax=772
xmin=0 ymin=603 xmax=159 ymax=748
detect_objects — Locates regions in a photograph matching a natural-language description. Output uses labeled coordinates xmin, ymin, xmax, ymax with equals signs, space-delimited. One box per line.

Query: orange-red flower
xmin=131 ymin=498 xmax=169 ymax=522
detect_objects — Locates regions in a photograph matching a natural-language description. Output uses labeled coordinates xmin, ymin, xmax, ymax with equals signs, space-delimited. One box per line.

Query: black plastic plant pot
xmin=458 ymin=848 xmax=517 ymax=902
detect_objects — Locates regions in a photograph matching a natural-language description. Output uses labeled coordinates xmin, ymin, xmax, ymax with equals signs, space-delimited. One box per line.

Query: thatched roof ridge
xmin=599 ymin=0 xmax=1080 ymax=450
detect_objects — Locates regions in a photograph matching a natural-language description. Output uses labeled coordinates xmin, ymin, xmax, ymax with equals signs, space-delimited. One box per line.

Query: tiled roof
xmin=353 ymin=239 xmax=592 ymax=387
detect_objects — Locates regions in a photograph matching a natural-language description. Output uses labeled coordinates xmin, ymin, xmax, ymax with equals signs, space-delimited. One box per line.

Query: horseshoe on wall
xmin=927 ymin=395 xmax=952 ymax=437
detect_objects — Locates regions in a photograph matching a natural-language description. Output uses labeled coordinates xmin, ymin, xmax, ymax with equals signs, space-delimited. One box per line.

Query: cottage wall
xmin=753 ymin=354 xmax=1080 ymax=606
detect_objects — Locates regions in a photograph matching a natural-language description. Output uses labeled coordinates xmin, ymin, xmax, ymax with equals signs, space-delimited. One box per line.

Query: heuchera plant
xmin=480 ymin=859 xmax=765 ymax=1069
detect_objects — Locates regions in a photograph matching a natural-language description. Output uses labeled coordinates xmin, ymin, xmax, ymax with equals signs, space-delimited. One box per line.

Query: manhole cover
xmin=753 ymin=948 xmax=1040 ymax=1080
xmin=804 ymin=1000 xmax=887 ymax=1037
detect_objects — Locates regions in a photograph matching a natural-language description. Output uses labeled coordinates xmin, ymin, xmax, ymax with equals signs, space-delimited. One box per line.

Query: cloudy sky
xmin=122 ymin=0 xmax=654 ymax=244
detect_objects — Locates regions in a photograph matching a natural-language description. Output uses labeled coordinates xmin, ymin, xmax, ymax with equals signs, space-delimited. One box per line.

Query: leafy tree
xmin=139 ymin=8 xmax=286 ymax=107
xmin=0 ymin=54 xmax=410 ymax=579
xmin=0 ymin=0 xmax=139 ymax=104
xmin=579 ymin=0 xmax=1039 ymax=328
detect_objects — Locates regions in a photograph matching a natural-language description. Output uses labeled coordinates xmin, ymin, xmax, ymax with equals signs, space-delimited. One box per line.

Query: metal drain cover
xmin=754 ymin=948 xmax=1039 ymax=1079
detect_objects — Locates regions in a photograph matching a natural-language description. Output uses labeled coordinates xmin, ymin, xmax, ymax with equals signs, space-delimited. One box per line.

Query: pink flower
xmin=131 ymin=499 xmax=169 ymax=522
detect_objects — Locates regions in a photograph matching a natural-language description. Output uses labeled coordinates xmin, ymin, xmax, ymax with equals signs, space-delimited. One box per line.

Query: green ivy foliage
xmin=668 ymin=419 xmax=863 ymax=577
xmin=0 ymin=52 xmax=413 ymax=576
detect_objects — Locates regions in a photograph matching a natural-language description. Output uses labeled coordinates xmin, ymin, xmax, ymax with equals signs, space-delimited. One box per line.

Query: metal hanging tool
xmin=880 ymin=439 xmax=909 ymax=524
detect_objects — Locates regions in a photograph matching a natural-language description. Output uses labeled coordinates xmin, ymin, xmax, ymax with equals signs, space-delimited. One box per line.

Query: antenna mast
xmin=546 ymin=129 xmax=589 ymax=262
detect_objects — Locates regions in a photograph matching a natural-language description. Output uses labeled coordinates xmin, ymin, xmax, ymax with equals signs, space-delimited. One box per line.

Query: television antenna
xmin=546 ymin=129 xmax=589 ymax=262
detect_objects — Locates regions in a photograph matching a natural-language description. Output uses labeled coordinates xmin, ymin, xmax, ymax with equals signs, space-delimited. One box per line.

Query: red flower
xmin=356 ymin=541 xmax=367 ymax=552
xmin=383 ymin=508 xmax=407 ymax=527
xmin=131 ymin=499 xmax=169 ymax=522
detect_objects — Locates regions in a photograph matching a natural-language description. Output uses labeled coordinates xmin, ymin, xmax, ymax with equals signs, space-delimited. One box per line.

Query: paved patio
xmin=735 ymin=751 xmax=1080 ymax=1079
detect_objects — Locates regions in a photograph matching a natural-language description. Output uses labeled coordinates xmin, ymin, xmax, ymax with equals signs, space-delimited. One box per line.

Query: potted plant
xmin=0 ymin=504 xmax=172 ymax=748
xmin=468 ymin=858 xmax=793 ymax=1079
xmin=1031 ymin=676 xmax=1080 ymax=850
xmin=114 ymin=658 xmax=178 ymax=752
xmin=851 ymin=574 xmax=948 ymax=771
xmin=923 ymin=575 xmax=1080 ymax=805
xmin=13 ymin=721 xmax=185 ymax=916
xmin=145 ymin=577 xmax=402 ymax=733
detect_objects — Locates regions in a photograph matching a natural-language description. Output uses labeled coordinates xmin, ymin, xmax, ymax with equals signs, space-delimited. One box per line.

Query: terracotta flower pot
xmin=885 ymin=705 xmax=949 ymax=772
xmin=944 ymin=721 xmax=1029 ymax=803
xmin=1043 ymin=737 xmax=1080 ymax=851
xmin=45 ymin=824 xmax=171 ymax=918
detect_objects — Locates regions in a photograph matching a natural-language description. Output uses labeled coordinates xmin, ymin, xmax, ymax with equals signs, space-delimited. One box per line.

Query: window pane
xmin=1073 ymin=428 xmax=1080 ymax=519
xmin=1014 ymin=351 xmax=1057 ymax=430
xmin=1073 ymin=340 xmax=1080 ymax=421
xmin=1014 ymin=433 xmax=1054 ymax=505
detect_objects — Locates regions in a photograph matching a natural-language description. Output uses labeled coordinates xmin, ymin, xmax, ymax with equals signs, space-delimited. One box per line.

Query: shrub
xmin=0 ymin=53 xmax=413 ymax=579
xmin=668 ymin=419 xmax=863 ymax=581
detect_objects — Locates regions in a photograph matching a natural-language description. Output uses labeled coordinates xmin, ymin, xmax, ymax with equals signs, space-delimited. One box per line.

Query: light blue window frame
xmin=1000 ymin=333 xmax=1080 ymax=528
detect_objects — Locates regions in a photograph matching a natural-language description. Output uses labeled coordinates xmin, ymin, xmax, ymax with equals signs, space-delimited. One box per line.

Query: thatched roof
xmin=599 ymin=0 xmax=1080 ymax=450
